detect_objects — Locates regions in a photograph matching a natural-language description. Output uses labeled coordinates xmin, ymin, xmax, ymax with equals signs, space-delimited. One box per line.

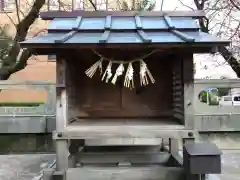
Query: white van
xmin=233 ymin=95 xmax=240 ymax=106
xmin=219 ymin=95 xmax=240 ymax=106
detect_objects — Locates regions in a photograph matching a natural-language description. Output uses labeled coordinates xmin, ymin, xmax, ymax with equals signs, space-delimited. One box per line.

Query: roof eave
xmin=19 ymin=41 xmax=230 ymax=53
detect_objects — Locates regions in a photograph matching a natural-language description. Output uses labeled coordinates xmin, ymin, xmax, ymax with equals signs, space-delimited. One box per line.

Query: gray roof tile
xmin=47 ymin=16 xmax=200 ymax=31
xmin=20 ymin=12 xmax=230 ymax=48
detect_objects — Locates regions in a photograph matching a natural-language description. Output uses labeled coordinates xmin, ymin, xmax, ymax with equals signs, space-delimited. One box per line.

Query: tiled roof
xmin=47 ymin=16 xmax=200 ymax=31
xmin=20 ymin=11 xmax=230 ymax=48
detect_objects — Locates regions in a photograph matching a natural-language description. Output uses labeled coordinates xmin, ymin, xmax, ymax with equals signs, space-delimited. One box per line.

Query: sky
xmin=153 ymin=0 xmax=238 ymax=79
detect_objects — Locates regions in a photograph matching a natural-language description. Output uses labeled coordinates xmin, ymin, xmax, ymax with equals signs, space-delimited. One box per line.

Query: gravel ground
xmin=0 ymin=151 xmax=239 ymax=180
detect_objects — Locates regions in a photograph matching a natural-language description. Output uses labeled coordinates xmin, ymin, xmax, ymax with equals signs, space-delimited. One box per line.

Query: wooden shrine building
xmin=20 ymin=11 xmax=229 ymax=180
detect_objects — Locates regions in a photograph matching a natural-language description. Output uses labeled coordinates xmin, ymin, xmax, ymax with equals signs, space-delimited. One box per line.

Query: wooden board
xmin=172 ymin=58 xmax=184 ymax=123
xmin=77 ymin=152 xmax=170 ymax=165
xmin=66 ymin=166 xmax=184 ymax=180
xmin=69 ymin=118 xmax=180 ymax=125
xmin=53 ymin=120 xmax=193 ymax=139
xmin=85 ymin=138 xmax=162 ymax=146
xmin=66 ymin=50 xmax=173 ymax=119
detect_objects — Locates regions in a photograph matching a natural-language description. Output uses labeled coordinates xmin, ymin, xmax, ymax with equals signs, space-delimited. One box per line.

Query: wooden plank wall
xmin=172 ymin=58 xmax=184 ymax=123
xmin=65 ymin=49 xmax=174 ymax=120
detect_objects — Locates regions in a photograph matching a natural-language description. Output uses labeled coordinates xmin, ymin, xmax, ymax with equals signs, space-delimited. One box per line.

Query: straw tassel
xmin=85 ymin=49 xmax=157 ymax=89
xmin=102 ymin=61 xmax=113 ymax=83
xmin=140 ymin=60 xmax=155 ymax=86
xmin=85 ymin=59 xmax=103 ymax=78
xmin=111 ymin=63 xmax=124 ymax=85
xmin=124 ymin=62 xmax=134 ymax=89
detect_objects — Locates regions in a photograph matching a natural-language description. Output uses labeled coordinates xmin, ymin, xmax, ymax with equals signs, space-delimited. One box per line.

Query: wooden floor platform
xmin=54 ymin=119 xmax=193 ymax=139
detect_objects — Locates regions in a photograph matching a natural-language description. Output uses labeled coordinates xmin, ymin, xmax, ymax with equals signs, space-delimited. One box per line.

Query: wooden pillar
xmin=56 ymin=57 xmax=69 ymax=172
xmin=169 ymin=138 xmax=179 ymax=155
xmin=68 ymin=139 xmax=84 ymax=168
xmin=182 ymin=54 xmax=197 ymax=180
xmin=183 ymin=53 xmax=195 ymax=129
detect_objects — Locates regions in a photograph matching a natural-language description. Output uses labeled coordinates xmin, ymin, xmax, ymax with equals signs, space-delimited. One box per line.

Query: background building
xmin=0 ymin=0 xmax=131 ymax=104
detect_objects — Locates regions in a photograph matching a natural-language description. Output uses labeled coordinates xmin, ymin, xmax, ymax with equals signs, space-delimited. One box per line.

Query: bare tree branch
xmin=15 ymin=0 xmax=21 ymax=24
xmin=31 ymin=28 xmax=47 ymax=38
xmin=88 ymin=0 xmax=97 ymax=10
xmin=193 ymin=0 xmax=240 ymax=78
xmin=160 ymin=0 xmax=164 ymax=10
xmin=229 ymin=0 xmax=240 ymax=10
xmin=178 ymin=0 xmax=195 ymax=11
xmin=4 ymin=12 xmax=17 ymax=28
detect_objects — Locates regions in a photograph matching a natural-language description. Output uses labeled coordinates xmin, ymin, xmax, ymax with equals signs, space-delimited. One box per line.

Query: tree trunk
xmin=194 ymin=0 xmax=240 ymax=78
xmin=0 ymin=0 xmax=45 ymax=81
xmin=218 ymin=46 xmax=240 ymax=77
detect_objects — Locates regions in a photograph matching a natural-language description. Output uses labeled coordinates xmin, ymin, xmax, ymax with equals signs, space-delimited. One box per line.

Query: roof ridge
xmin=40 ymin=10 xmax=205 ymax=20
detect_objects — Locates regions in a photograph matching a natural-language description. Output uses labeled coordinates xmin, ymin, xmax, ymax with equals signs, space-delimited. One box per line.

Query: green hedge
xmin=0 ymin=101 xmax=45 ymax=107
xmin=198 ymin=90 xmax=207 ymax=103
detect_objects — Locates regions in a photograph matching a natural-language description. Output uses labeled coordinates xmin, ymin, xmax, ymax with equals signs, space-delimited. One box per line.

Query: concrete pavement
xmin=0 ymin=154 xmax=55 ymax=180
xmin=0 ymin=151 xmax=239 ymax=180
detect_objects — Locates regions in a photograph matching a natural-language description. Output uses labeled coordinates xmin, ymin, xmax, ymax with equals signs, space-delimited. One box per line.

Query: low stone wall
xmin=194 ymin=79 xmax=240 ymax=132
xmin=1 ymin=79 xmax=240 ymax=134
xmin=0 ymin=80 xmax=56 ymax=116
xmin=0 ymin=116 xmax=55 ymax=133
xmin=0 ymin=81 xmax=55 ymax=153
xmin=195 ymin=114 xmax=240 ymax=132
xmin=0 ymin=134 xmax=55 ymax=153
xmin=0 ymin=81 xmax=56 ymax=133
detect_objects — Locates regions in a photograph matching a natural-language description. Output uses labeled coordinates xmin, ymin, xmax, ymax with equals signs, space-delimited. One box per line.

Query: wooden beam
xmin=162 ymin=15 xmax=195 ymax=42
xmin=52 ymin=124 xmax=195 ymax=139
xmin=99 ymin=30 xmax=110 ymax=43
xmin=29 ymin=44 xmax=229 ymax=50
xmin=19 ymin=43 xmax=229 ymax=54
xmin=171 ymin=30 xmax=195 ymax=42
xmin=72 ymin=16 xmax=82 ymax=30
xmin=55 ymin=31 xmax=77 ymax=43
xmin=77 ymin=152 xmax=170 ymax=165
xmin=134 ymin=16 xmax=142 ymax=30
xmin=137 ymin=30 xmax=152 ymax=43
xmin=66 ymin=167 xmax=184 ymax=180
xmin=105 ymin=15 xmax=112 ymax=30
xmin=163 ymin=15 xmax=174 ymax=29
xmin=40 ymin=11 xmax=206 ymax=20
xmin=56 ymin=58 xmax=67 ymax=129
xmin=169 ymin=138 xmax=179 ymax=155
xmin=56 ymin=57 xmax=69 ymax=171
xmin=182 ymin=54 xmax=194 ymax=129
